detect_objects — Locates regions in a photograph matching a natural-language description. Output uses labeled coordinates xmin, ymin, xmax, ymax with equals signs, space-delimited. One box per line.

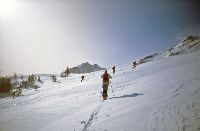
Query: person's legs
xmin=102 ymin=84 xmax=108 ymax=99
xmin=105 ymin=90 xmax=108 ymax=97
xmin=102 ymin=89 xmax=107 ymax=100
xmin=103 ymin=89 xmax=106 ymax=96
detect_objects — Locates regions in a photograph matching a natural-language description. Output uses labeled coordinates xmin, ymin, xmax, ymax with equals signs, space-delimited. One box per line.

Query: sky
xmin=0 ymin=0 xmax=200 ymax=75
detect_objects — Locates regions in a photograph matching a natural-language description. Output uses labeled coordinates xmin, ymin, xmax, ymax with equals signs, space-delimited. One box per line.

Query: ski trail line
xmin=82 ymin=100 xmax=104 ymax=131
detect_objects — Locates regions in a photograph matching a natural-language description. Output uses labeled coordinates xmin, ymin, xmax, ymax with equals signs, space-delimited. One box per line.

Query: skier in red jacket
xmin=101 ymin=70 xmax=112 ymax=100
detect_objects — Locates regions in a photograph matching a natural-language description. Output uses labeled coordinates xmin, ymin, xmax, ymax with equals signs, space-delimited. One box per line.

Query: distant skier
xmin=101 ymin=70 xmax=112 ymax=100
xmin=132 ymin=61 xmax=137 ymax=69
xmin=112 ymin=66 xmax=116 ymax=74
xmin=81 ymin=75 xmax=85 ymax=82
xmin=52 ymin=75 xmax=57 ymax=82
xmin=65 ymin=67 xmax=70 ymax=77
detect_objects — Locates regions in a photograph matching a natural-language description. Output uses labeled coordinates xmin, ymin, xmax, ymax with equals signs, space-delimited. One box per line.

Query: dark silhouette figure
xmin=52 ymin=75 xmax=57 ymax=82
xmin=112 ymin=66 xmax=116 ymax=74
xmin=65 ymin=67 xmax=70 ymax=77
xmin=101 ymin=70 xmax=112 ymax=100
xmin=81 ymin=75 xmax=85 ymax=82
xmin=132 ymin=61 xmax=137 ymax=69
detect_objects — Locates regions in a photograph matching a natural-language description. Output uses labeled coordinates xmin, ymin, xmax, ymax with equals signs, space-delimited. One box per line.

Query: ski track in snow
xmin=145 ymin=101 xmax=200 ymax=131
xmin=82 ymin=100 xmax=104 ymax=131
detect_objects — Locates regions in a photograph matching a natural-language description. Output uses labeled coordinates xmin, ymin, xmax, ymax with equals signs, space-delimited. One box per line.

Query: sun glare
xmin=0 ymin=0 xmax=19 ymax=17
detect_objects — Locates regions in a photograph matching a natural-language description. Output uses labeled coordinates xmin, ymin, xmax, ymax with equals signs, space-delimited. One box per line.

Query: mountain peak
xmin=70 ymin=62 xmax=105 ymax=74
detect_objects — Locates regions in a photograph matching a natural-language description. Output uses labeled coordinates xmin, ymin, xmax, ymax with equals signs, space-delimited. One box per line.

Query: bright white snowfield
xmin=1 ymin=39 xmax=200 ymax=131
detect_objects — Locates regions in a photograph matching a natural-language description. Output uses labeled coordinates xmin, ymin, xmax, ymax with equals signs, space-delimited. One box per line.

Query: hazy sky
xmin=0 ymin=0 xmax=200 ymax=75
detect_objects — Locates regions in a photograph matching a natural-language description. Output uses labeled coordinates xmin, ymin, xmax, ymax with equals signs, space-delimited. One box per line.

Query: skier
xmin=52 ymin=75 xmax=57 ymax=82
xmin=112 ymin=66 xmax=116 ymax=74
xmin=132 ymin=61 xmax=137 ymax=69
xmin=81 ymin=75 xmax=85 ymax=82
xmin=65 ymin=67 xmax=70 ymax=77
xmin=101 ymin=70 xmax=112 ymax=100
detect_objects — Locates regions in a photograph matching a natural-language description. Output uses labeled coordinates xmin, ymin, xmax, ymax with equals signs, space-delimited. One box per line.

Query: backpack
xmin=103 ymin=73 xmax=109 ymax=82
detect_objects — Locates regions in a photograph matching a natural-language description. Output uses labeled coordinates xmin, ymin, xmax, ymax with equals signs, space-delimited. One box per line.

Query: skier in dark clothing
xmin=112 ymin=66 xmax=115 ymax=74
xmin=81 ymin=75 xmax=85 ymax=82
xmin=52 ymin=75 xmax=56 ymax=82
xmin=101 ymin=70 xmax=112 ymax=100
xmin=132 ymin=61 xmax=137 ymax=69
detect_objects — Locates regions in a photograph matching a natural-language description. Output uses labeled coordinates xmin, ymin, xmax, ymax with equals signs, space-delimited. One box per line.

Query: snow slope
xmin=1 ymin=45 xmax=200 ymax=130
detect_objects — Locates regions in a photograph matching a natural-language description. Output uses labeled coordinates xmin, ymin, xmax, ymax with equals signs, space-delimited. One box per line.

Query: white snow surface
xmin=1 ymin=51 xmax=200 ymax=131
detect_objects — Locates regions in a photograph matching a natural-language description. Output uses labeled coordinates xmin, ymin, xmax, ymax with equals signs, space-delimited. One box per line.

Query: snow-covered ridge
xmin=136 ymin=35 xmax=200 ymax=65
xmin=69 ymin=62 xmax=105 ymax=74
xmin=167 ymin=35 xmax=200 ymax=56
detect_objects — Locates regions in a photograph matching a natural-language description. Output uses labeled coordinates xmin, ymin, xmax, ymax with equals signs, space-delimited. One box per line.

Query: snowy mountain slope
xmin=1 ymin=49 xmax=200 ymax=131
xmin=90 ymin=51 xmax=200 ymax=131
xmin=1 ymin=36 xmax=200 ymax=131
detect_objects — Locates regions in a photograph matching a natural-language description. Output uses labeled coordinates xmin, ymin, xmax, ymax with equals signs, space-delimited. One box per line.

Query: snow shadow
xmin=109 ymin=93 xmax=143 ymax=100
